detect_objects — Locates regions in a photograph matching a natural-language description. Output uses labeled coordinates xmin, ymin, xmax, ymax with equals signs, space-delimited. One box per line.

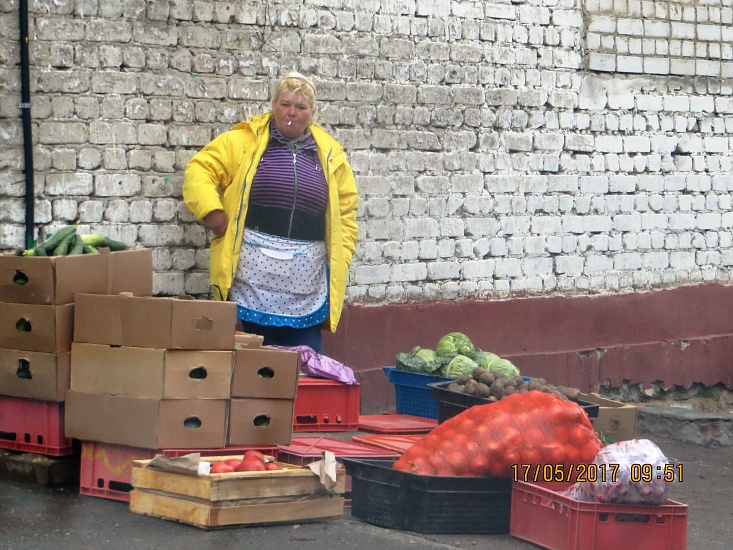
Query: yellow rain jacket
xmin=183 ymin=113 xmax=359 ymax=333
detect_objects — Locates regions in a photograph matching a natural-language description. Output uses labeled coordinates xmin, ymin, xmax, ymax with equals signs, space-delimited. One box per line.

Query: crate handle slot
xmin=0 ymin=431 xmax=17 ymax=442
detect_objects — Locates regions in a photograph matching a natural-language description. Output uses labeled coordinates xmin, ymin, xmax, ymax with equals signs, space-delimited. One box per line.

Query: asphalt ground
xmin=0 ymin=429 xmax=730 ymax=550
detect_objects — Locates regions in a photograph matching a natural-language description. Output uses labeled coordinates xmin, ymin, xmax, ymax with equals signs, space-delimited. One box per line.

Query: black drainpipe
xmin=19 ymin=0 xmax=35 ymax=249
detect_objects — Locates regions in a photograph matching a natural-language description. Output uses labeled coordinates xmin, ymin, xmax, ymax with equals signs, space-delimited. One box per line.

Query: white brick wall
xmin=3 ymin=0 xmax=733 ymax=301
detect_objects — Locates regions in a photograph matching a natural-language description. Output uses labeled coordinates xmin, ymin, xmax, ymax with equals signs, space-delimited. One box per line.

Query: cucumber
xmin=52 ymin=232 xmax=77 ymax=256
xmin=68 ymin=234 xmax=85 ymax=255
xmin=104 ymin=238 xmax=128 ymax=251
xmin=82 ymin=244 xmax=98 ymax=254
xmin=37 ymin=226 xmax=77 ymax=255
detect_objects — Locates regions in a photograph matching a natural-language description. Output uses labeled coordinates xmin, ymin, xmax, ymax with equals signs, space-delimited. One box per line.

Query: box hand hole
xmin=15 ymin=318 xmax=32 ymax=332
xmin=16 ymin=359 xmax=32 ymax=380
xmin=195 ymin=317 xmax=214 ymax=330
xmin=188 ymin=366 xmax=207 ymax=379
xmin=13 ymin=270 xmax=29 ymax=286
xmin=257 ymin=367 xmax=274 ymax=379
xmin=253 ymin=414 xmax=271 ymax=427
xmin=183 ymin=417 xmax=202 ymax=429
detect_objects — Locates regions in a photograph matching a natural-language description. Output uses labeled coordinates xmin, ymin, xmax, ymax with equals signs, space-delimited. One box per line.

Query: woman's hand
xmin=203 ymin=209 xmax=227 ymax=238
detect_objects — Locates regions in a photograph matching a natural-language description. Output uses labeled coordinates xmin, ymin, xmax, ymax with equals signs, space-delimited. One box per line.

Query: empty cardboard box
xmin=579 ymin=392 xmax=638 ymax=442
xmin=120 ymin=295 xmax=237 ymax=350
xmin=231 ymin=347 xmax=299 ymax=399
xmin=0 ymin=302 xmax=74 ymax=353
xmin=71 ymin=343 xmax=233 ymax=399
xmin=65 ymin=390 xmax=228 ymax=449
xmin=0 ymin=348 xmax=70 ymax=402
xmin=228 ymin=398 xmax=295 ymax=447
xmin=0 ymin=253 xmax=108 ymax=305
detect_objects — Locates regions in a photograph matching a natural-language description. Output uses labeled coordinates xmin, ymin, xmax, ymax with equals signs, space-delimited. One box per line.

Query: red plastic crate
xmin=293 ymin=377 xmax=360 ymax=432
xmin=357 ymin=414 xmax=437 ymax=434
xmin=510 ymin=480 xmax=688 ymax=550
xmin=80 ymin=441 xmax=281 ymax=502
xmin=79 ymin=442 xmax=156 ymax=502
xmin=351 ymin=434 xmax=424 ymax=455
xmin=0 ymin=395 xmax=78 ymax=456
xmin=277 ymin=436 xmax=400 ymax=497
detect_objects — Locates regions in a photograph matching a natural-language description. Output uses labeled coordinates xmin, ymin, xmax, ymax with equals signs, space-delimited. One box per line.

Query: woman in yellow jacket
xmin=183 ymin=73 xmax=358 ymax=353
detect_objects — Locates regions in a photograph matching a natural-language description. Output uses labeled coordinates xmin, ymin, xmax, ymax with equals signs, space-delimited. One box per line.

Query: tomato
xmin=568 ymin=425 xmax=590 ymax=447
xmin=224 ymin=458 xmax=242 ymax=469
xmin=564 ymin=445 xmax=582 ymax=466
xmin=265 ymin=462 xmax=281 ymax=471
xmin=463 ymin=440 xmax=479 ymax=457
xmin=522 ymin=427 xmax=548 ymax=447
xmin=421 ymin=433 xmax=442 ymax=451
xmin=469 ymin=454 xmax=491 ymax=475
xmin=444 ymin=451 xmax=470 ymax=475
xmin=487 ymin=458 xmax=508 ymax=478
xmin=210 ymin=462 xmax=234 ymax=474
xmin=579 ymin=442 xmax=602 ymax=464
xmin=539 ymin=443 xmax=567 ymax=465
xmin=235 ymin=457 xmax=266 ymax=472
xmin=427 ymin=450 xmax=446 ymax=472
xmin=504 ymin=449 xmax=520 ymax=468
xmin=520 ymin=447 xmax=542 ymax=466
xmin=243 ymin=450 xmax=266 ymax=462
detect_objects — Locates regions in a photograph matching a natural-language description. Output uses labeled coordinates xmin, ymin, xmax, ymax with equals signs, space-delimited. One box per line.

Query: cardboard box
xmin=0 ymin=303 xmax=74 ymax=353
xmin=120 ymin=295 xmax=237 ymax=350
xmin=130 ymin=455 xmax=345 ymax=529
xmin=0 ymin=253 xmax=108 ymax=305
xmin=71 ymin=343 xmax=233 ymax=399
xmin=578 ymin=392 xmax=638 ymax=442
xmin=106 ymin=248 xmax=153 ymax=296
xmin=231 ymin=347 xmax=299 ymax=399
xmin=0 ymin=348 xmax=70 ymax=402
xmin=234 ymin=331 xmax=264 ymax=348
xmin=228 ymin=398 xmax=295 ymax=447
xmin=65 ymin=390 xmax=228 ymax=449
xmin=74 ymin=293 xmax=123 ymax=346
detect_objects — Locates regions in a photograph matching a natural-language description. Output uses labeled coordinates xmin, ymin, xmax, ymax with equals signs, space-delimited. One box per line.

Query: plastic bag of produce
xmin=562 ymin=439 xmax=676 ymax=505
xmin=393 ymin=390 xmax=603 ymax=478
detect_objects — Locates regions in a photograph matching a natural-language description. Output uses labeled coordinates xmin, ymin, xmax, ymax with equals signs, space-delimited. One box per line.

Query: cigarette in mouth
xmin=288 ymin=121 xmax=293 ymax=126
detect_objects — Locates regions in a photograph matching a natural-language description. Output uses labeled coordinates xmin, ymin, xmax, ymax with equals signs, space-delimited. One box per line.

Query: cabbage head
xmin=441 ymin=354 xmax=478 ymax=378
xmin=473 ymin=349 xmax=500 ymax=368
xmin=484 ymin=357 xmax=520 ymax=378
xmin=395 ymin=346 xmax=441 ymax=374
xmin=436 ymin=332 xmax=475 ymax=358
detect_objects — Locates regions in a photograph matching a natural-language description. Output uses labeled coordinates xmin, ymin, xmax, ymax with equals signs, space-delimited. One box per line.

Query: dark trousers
xmin=239 ymin=321 xmax=323 ymax=354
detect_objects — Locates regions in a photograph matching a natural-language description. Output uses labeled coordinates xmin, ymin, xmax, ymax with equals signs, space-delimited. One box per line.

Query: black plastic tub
xmin=342 ymin=458 xmax=512 ymax=534
xmin=428 ymin=380 xmax=601 ymax=424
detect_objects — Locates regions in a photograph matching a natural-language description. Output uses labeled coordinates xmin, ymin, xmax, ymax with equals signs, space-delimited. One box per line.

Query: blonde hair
xmin=272 ymin=72 xmax=317 ymax=115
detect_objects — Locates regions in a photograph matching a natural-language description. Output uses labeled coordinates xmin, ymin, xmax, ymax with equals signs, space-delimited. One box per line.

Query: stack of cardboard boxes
xmin=0 ymin=249 xmax=153 ymax=456
xmin=65 ymin=291 xmax=300 ymax=500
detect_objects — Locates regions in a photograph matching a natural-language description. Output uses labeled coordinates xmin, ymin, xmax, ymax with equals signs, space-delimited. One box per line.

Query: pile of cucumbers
xmin=15 ymin=225 xmax=128 ymax=257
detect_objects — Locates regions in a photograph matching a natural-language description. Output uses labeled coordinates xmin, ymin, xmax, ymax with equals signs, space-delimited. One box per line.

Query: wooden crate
xmin=129 ymin=455 xmax=346 ymax=529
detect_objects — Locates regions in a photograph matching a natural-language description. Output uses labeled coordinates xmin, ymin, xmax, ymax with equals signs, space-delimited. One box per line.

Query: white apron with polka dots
xmin=230 ymin=228 xmax=328 ymax=318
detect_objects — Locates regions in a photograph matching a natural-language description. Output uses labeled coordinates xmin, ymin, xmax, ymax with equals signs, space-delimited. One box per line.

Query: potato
xmin=447 ymin=382 xmax=462 ymax=392
xmin=472 ymin=367 xmax=486 ymax=380
xmin=490 ymin=379 xmax=505 ymax=399
xmin=456 ymin=373 xmax=472 ymax=385
xmin=464 ymin=378 xmax=479 ymax=395
xmin=476 ymin=382 xmax=491 ymax=398
xmin=503 ymin=386 xmax=516 ymax=397
xmin=513 ymin=375 xmax=525 ymax=386
xmin=479 ymin=371 xmax=495 ymax=386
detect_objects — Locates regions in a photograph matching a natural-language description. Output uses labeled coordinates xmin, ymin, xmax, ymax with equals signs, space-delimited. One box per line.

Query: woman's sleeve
xmin=337 ymin=154 xmax=359 ymax=267
xmin=183 ymin=131 xmax=238 ymax=222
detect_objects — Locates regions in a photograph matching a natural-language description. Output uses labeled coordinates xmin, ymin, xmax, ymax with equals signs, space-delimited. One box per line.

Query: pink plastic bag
xmin=267 ymin=345 xmax=357 ymax=385
xmin=562 ymin=439 xmax=677 ymax=505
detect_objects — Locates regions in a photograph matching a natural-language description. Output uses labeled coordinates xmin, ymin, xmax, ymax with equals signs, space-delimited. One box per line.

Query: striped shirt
xmin=245 ymin=121 xmax=328 ymax=241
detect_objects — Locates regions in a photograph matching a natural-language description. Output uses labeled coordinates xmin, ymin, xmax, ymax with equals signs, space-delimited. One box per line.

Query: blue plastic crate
xmin=382 ymin=367 xmax=453 ymax=420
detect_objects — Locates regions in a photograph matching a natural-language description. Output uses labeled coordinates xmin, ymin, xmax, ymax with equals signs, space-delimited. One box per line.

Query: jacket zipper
xmin=287 ymin=151 xmax=298 ymax=238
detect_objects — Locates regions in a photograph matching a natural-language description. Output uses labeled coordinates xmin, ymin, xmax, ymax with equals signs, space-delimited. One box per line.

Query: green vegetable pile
xmin=15 ymin=225 xmax=128 ymax=257
xmin=395 ymin=331 xmax=520 ymax=379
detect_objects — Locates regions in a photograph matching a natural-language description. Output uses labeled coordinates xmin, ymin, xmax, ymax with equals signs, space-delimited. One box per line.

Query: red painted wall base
xmin=323 ymin=283 xmax=733 ymax=414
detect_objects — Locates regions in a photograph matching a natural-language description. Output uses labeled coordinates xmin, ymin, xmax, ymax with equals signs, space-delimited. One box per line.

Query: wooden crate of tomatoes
xmin=129 ymin=450 xmax=346 ymax=529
